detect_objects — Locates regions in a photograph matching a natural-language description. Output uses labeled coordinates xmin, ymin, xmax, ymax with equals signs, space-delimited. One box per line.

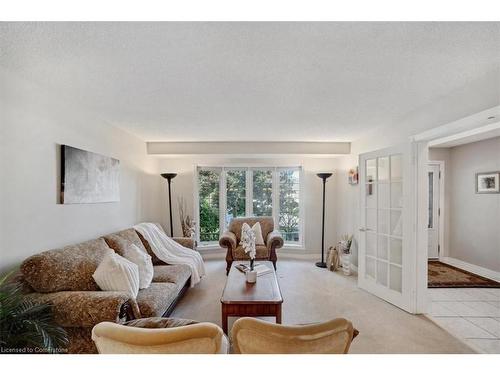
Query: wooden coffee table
xmin=220 ymin=261 xmax=283 ymax=334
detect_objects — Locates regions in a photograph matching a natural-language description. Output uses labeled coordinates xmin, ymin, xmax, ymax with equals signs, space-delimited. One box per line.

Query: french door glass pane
xmin=366 ymin=159 xmax=377 ymax=182
xmin=226 ymin=170 xmax=246 ymax=226
xmin=253 ymin=170 xmax=273 ymax=216
xmin=389 ymin=265 xmax=402 ymax=292
xmin=279 ymin=169 xmax=300 ymax=243
xmin=366 ymin=208 xmax=377 ymax=231
xmin=390 ymin=154 xmax=402 ymax=180
xmin=366 ymin=183 xmax=377 ymax=208
xmin=366 ymin=257 xmax=376 ymax=279
xmin=377 ymin=235 xmax=388 ymax=260
xmin=378 ymin=210 xmax=389 ymax=234
xmin=391 ymin=182 xmax=403 ymax=208
xmin=378 ymin=183 xmax=390 ymax=209
xmin=390 ymin=210 xmax=402 ymax=237
xmin=378 ymin=157 xmax=390 ymax=182
xmin=198 ymin=169 xmax=220 ymax=243
xmin=366 ymin=232 xmax=376 ymax=256
xmin=377 ymin=261 xmax=388 ymax=286
xmin=389 ymin=238 xmax=403 ymax=265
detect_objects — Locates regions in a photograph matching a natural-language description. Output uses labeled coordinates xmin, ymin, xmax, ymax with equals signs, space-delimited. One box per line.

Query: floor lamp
xmin=161 ymin=173 xmax=177 ymax=237
xmin=316 ymin=172 xmax=333 ymax=268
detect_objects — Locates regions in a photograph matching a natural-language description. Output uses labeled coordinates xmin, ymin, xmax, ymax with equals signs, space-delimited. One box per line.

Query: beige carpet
xmin=171 ymin=257 xmax=475 ymax=354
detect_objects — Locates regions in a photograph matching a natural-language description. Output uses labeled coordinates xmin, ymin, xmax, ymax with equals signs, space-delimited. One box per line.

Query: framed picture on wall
xmin=475 ymin=171 xmax=500 ymax=194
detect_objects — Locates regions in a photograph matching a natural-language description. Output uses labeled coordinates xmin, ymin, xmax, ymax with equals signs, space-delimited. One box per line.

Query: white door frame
xmin=428 ymin=161 xmax=444 ymax=259
xmin=412 ymin=105 xmax=500 ymax=313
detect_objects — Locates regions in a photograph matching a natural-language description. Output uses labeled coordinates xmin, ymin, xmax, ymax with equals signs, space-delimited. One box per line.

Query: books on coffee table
xmin=235 ymin=263 xmax=273 ymax=276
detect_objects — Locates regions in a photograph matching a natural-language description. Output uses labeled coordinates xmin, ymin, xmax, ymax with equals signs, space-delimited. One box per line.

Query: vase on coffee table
xmin=241 ymin=223 xmax=257 ymax=284
xmin=246 ymin=259 xmax=257 ymax=283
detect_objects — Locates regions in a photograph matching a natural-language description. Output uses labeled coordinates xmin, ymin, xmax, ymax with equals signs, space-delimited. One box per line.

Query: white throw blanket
xmin=134 ymin=223 xmax=205 ymax=287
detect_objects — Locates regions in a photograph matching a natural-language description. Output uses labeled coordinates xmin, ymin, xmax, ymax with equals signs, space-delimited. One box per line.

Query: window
xmin=196 ymin=166 xmax=302 ymax=247
xmin=279 ymin=169 xmax=300 ymax=242
xmin=252 ymin=170 xmax=273 ymax=216
xmin=225 ymin=169 xmax=246 ymax=226
xmin=198 ymin=169 xmax=220 ymax=243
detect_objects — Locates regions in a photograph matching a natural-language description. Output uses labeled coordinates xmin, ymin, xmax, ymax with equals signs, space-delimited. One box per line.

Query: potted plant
xmin=0 ymin=272 xmax=68 ymax=353
xmin=339 ymin=235 xmax=353 ymax=276
xmin=240 ymin=223 xmax=257 ymax=283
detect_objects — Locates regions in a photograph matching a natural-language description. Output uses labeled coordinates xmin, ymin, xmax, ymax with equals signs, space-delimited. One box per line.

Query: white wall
xmin=445 ymin=137 xmax=500 ymax=271
xmin=156 ymin=156 xmax=341 ymax=254
xmin=0 ymin=68 xmax=162 ymax=273
xmin=335 ymin=67 xmax=500 ymax=267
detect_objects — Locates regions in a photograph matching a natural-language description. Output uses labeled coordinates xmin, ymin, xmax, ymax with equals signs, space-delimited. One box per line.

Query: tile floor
xmin=428 ymin=288 xmax=500 ymax=353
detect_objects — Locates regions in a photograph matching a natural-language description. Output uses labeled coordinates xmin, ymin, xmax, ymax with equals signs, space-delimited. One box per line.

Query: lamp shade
xmin=161 ymin=173 xmax=177 ymax=180
xmin=316 ymin=172 xmax=333 ymax=180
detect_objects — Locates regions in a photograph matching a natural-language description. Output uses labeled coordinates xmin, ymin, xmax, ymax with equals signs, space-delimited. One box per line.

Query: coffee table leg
xmin=222 ymin=305 xmax=228 ymax=334
xmin=276 ymin=304 xmax=282 ymax=324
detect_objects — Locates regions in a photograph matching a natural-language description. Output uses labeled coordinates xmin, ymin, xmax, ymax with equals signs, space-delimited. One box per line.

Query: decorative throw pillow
xmin=93 ymin=252 xmax=140 ymax=298
xmin=122 ymin=243 xmax=154 ymax=289
xmin=125 ymin=317 xmax=198 ymax=329
xmin=252 ymin=222 xmax=265 ymax=245
xmin=241 ymin=222 xmax=265 ymax=245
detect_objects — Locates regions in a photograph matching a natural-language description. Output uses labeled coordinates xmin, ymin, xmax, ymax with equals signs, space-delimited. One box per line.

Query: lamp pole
xmin=316 ymin=172 xmax=333 ymax=268
xmin=161 ymin=173 xmax=177 ymax=237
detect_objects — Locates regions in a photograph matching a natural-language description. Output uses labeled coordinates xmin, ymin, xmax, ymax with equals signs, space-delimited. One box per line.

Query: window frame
xmin=194 ymin=164 xmax=304 ymax=250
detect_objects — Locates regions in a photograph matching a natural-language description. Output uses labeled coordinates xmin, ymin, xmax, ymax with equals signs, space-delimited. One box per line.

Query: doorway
xmin=414 ymin=109 xmax=500 ymax=354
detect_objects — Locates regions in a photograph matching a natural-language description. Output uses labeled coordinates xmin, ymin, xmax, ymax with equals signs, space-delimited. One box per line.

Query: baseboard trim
xmin=439 ymin=256 xmax=500 ymax=282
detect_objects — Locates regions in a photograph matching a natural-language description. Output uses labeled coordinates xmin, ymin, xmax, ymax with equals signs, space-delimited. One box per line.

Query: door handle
xmin=359 ymin=228 xmax=366 ymax=232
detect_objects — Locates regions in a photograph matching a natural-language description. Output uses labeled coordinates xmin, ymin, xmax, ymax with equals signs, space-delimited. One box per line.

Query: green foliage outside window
xmin=279 ymin=170 xmax=300 ymax=242
xmin=198 ymin=168 xmax=300 ymax=244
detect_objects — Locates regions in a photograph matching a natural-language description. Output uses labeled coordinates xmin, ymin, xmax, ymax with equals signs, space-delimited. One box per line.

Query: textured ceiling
xmin=1 ymin=22 xmax=499 ymax=142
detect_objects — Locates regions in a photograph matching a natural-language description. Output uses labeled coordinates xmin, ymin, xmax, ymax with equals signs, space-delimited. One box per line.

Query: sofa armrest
xmin=173 ymin=237 xmax=195 ymax=250
xmin=219 ymin=231 xmax=237 ymax=250
xmin=266 ymin=230 xmax=284 ymax=251
xmin=24 ymin=291 xmax=141 ymax=328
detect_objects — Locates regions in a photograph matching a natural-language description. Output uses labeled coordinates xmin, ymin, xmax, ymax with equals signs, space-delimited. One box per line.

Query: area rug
xmin=428 ymin=260 xmax=500 ymax=288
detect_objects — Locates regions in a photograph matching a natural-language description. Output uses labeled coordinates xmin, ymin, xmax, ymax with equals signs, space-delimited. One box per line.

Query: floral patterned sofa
xmin=18 ymin=224 xmax=194 ymax=354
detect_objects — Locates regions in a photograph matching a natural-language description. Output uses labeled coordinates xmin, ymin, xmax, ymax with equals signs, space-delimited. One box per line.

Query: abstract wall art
xmin=61 ymin=145 xmax=120 ymax=204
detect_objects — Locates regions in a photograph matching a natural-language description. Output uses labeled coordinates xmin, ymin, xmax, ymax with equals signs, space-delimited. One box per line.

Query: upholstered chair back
xmin=228 ymin=216 xmax=274 ymax=242
xmin=92 ymin=321 xmax=229 ymax=354
xmin=231 ymin=317 xmax=358 ymax=354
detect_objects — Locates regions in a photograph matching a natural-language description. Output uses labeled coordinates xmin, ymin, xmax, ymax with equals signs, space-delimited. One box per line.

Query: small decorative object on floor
xmin=326 ymin=246 xmax=341 ymax=271
xmin=178 ymin=197 xmax=196 ymax=238
xmin=240 ymin=223 xmax=257 ymax=283
xmin=338 ymin=234 xmax=353 ymax=276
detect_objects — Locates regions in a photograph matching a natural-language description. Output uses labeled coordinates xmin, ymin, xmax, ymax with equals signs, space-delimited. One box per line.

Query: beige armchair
xmin=92 ymin=321 xmax=229 ymax=354
xmin=231 ymin=317 xmax=358 ymax=354
xmin=219 ymin=216 xmax=284 ymax=274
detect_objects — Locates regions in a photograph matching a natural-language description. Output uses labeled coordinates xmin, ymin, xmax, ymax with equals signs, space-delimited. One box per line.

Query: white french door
xmin=358 ymin=144 xmax=416 ymax=313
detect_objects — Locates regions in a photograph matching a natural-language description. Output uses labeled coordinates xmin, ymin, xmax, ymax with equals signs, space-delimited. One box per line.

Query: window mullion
xmin=246 ymin=169 xmax=252 ymax=217
xmin=220 ymin=168 xmax=227 ymax=234
xmin=273 ymin=168 xmax=279 ymax=227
